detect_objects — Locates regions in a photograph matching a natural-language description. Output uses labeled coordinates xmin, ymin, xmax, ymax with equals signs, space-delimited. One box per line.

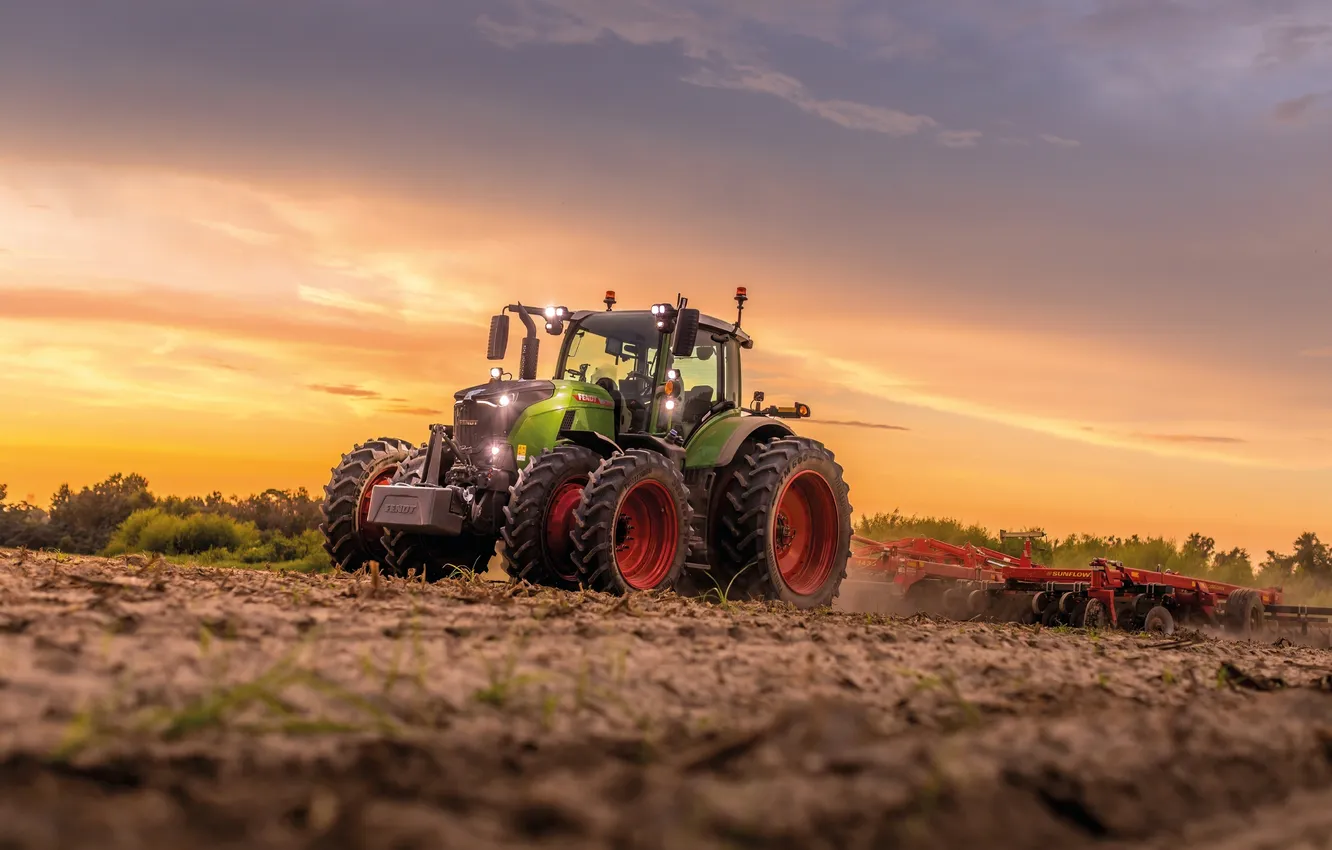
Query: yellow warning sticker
xmin=516 ymin=444 xmax=527 ymax=461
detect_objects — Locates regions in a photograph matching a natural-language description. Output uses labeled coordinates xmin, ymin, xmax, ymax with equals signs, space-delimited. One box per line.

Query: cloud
xmin=1135 ymin=433 xmax=1247 ymax=445
xmin=1272 ymin=91 xmax=1332 ymax=124
xmin=0 ymin=282 xmax=478 ymax=357
xmin=477 ymin=1 xmax=954 ymax=141
xmin=812 ymin=419 xmax=910 ymax=431
xmin=381 ymin=405 xmax=446 ymax=417
xmin=1040 ymin=133 xmax=1082 ymax=148
xmin=685 ymin=66 xmax=938 ymax=137
xmin=937 ymin=130 xmax=983 ymax=149
xmin=309 ymin=384 xmax=381 ymax=399
xmin=1257 ymin=23 xmax=1332 ymax=68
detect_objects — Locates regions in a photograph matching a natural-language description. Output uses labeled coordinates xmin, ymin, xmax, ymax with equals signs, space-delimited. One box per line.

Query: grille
xmin=454 ymin=397 xmax=504 ymax=463
xmin=454 ymin=399 xmax=477 ymax=451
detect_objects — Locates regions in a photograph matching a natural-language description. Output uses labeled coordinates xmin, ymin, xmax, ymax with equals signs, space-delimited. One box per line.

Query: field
xmin=4 ymin=548 xmax=1332 ymax=849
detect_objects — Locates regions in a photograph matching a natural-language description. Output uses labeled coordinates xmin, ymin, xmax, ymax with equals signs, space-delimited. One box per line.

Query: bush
xmin=104 ymin=509 xmax=259 ymax=556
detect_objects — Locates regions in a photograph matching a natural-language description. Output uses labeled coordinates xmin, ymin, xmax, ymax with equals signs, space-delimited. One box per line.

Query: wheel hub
xmin=615 ymin=515 xmax=637 ymax=553
xmin=772 ymin=470 xmax=839 ymax=596
xmin=775 ymin=512 xmax=797 ymax=555
xmin=612 ymin=480 xmax=677 ymax=590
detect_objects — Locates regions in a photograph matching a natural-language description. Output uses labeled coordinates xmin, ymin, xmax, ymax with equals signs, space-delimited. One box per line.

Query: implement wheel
xmin=381 ymin=450 xmax=496 ymax=581
xmin=502 ymin=445 xmax=603 ymax=590
xmin=319 ymin=436 xmax=416 ymax=573
xmin=1224 ymin=589 xmax=1266 ymax=638
xmin=1079 ymin=598 xmax=1110 ymax=630
xmin=571 ymin=450 xmax=691 ymax=594
xmin=1143 ymin=605 xmax=1175 ymax=636
xmin=716 ymin=437 xmax=852 ymax=610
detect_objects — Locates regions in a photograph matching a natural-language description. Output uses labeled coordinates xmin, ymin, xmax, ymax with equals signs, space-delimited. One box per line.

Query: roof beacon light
xmin=604 ymin=290 xmax=616 ymax=311
xmin=734 ymin=286 xmax=748 ymax=330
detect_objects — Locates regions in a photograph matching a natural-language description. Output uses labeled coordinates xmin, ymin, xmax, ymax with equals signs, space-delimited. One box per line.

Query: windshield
xmin=557 ymin=312 xmax=661 ymax=393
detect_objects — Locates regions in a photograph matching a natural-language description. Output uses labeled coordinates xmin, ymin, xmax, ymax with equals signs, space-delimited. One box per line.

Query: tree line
xmin=0 ymin=474 xmax=323 ymax=565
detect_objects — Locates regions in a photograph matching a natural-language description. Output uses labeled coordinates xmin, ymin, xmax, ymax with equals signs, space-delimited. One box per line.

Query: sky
xmin=1 ymin=0 xmax=1330 ymax=559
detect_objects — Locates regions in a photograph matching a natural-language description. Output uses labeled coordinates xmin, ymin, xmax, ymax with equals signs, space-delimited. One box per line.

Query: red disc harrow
xmin=849 ymin=534 xmax=1332 ymax=636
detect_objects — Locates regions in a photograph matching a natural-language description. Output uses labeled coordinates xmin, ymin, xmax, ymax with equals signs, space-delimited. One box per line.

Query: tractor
xmin=318 ymin=288 xmax=852 ymax=609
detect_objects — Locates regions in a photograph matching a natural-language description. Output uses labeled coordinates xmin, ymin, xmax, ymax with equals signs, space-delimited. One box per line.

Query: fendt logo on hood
xmin=574 ymin=392 xmax=614 ymax=408
xmin=384 ymin=504 xmax=419 ymax=515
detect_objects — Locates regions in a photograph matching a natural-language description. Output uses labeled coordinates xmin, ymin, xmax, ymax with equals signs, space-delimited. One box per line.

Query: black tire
xmin=1079 ymin=598 xmax=1109 ymax=630
xmin=904 ymin=580 xmax=944 ymax=614
xmin=1143 ymin=605 xmax=1175 ymax=636
xmin=967 ymin=588 xmax=991 ymax=619
xmin=381 ymin=451 xmax=496 ymax=581
xmin=319 ymin=436 xmax=417 ymax=573
xmin=501 ymin=445 xmax=603 ymax=589
xmin=571 ymin=450 xmax=691 ymax=594
xmin=715 ymin=437 xmax=852 ymax=610
xmin=1224 ymin=588 xmax=1265 ymax=637
xmin=942 ymin=586 xmax=970 ymax=620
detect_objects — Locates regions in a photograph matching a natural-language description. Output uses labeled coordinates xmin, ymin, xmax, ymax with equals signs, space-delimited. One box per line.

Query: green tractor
xmin=319 ymin=288 xmax=852 ymax=609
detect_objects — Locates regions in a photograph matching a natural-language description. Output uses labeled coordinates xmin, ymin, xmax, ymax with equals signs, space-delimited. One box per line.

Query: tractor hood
xmin=453 ymin=379 xmax=555 ymax=403
xmin=450 ymin=380 xmax=555 ymax=464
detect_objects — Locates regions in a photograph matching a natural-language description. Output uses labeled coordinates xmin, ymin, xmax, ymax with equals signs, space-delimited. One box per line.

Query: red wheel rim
xmin=614 ymin=480 xmax=679 ymax=590
xmin=545 ymin=478 xmax=586 ymax=580
xmin=357 ymin=468 xmax=397 ymax=543
xmin=772 ymin=470 xmax=839 ymax=596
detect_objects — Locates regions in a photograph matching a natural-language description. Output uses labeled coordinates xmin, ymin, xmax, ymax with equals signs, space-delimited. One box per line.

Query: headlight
xmin=490 ymin=443 xmax=502 ymax=458
xmin=498 ymin=394 xmax=511 ymax=406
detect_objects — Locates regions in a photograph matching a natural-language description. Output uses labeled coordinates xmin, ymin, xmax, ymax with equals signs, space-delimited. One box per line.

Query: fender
xmin=684 ymin=410 xmax=794 ymax=470
xmin=559 ymin=428 xmax=621 ymax=458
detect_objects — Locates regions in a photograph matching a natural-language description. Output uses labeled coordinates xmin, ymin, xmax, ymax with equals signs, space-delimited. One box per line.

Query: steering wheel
xmin=623 ymin=370 xmax=652 ymax=395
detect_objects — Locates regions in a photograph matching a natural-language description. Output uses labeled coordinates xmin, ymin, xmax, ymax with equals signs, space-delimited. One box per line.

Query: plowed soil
xmin=3 ymin=549 xmax=1332 ymax=850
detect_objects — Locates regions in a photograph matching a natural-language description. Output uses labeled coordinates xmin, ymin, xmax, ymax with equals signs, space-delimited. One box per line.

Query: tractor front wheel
xmin=571 ymin=450 xmax=691 ymax=594
xmin=501 ymin=445 xmax=603 ymax=589
xmin=717 ymin=437 xmax=852 ymax=610
xmin=319 ymin=436 xmax=417 ymax=573
xmin=381 ymin=450 xmax=497 ymax=581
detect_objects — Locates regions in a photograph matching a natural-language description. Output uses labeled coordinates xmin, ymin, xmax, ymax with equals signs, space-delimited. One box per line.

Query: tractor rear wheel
xmin=381 ymin=450 xmax=496 ymax=581
xmin=320 ymin=436 xmax=417 ymax=573
xmin=501 ymin=445 xmax=603 ymax=590
xmin=571 ymin=450 xmax=691 ymax=594
xmin=717 ymin=437 xmax=852 ymax=610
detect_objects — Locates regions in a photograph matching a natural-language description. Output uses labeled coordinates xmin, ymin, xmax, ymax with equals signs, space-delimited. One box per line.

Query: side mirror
xmin=671 ymin=308 xmax=700 ymax=357
xmin=487 ymin=315 xmax=510 ymax=361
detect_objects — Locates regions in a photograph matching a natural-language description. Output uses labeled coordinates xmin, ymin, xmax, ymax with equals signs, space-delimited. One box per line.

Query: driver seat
xmin=594 ymin=377 xmax=626 ymax=437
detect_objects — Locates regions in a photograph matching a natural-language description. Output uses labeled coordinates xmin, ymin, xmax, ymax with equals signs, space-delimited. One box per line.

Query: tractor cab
xmin=553 ymin=305 xmax=747 ymax=441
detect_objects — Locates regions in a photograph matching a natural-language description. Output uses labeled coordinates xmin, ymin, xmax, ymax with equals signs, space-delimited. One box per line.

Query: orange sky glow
xmin=3 ymin=1 xmax=1331 ymax=560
